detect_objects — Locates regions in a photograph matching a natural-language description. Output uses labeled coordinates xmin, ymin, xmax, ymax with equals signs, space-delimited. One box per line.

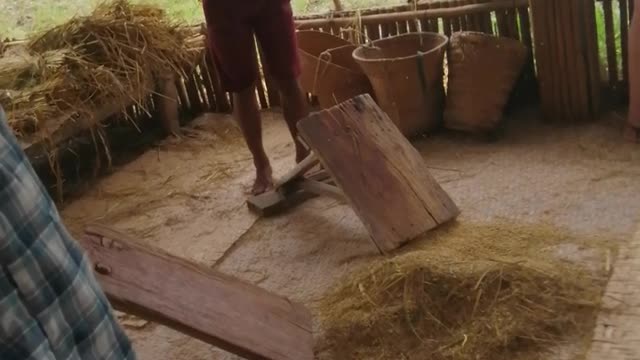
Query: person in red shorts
xmin=202 ymin=0 xmax=310 ymax=194
xmin=626 ymin=3 xmax=640 ymax=142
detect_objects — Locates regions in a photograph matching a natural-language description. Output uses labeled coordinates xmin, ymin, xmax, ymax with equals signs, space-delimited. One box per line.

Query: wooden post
xmin=529 ymin=0 xmax=601 ymax=121
xmin=154 ymin=74 xmax=180 ymax=136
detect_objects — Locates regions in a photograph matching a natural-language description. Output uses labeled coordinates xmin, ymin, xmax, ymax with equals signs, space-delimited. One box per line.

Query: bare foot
xmin=623 ymin=123 xmax=640 ymax=143
xmin=251 ymin=165 xmax=274 ymax=195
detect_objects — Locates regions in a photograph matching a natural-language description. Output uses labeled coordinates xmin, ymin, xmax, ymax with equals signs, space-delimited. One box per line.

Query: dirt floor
xmin=61 ymin=107 xmax=640 ymax=360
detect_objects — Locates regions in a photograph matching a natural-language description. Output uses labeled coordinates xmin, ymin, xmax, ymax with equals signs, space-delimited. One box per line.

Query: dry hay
xmin=317 ymin=221 xmax=615 ymax=360
xmin=0 ymin=0 xmax=200 ymax=139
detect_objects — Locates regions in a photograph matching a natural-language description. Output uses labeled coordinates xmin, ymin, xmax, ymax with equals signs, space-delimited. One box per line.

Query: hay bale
xmin=1 ymin=0 xmax=196 ymax=139
xmin=317 ymin=222 xmax=613 ymax=360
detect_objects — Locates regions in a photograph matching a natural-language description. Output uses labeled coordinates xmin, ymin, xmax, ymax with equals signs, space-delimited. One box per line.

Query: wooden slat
xmin=199 ymin=59 xmax=218 ymax=111
xmin=495 ymin=9 xmax=510 ymax=37
xmin=408 ymin=18 xmax=418 ymax=33
xmin=253 ymin=42 xmax=269 ymax=109
xmin=194 ymin=69 xmax=210 ymax=111
xmin=205 ymin=50 xmax=231 ymax=112
xmin=458 ymin=0 xmax=471 ymax=30
xmin=154 ymin=76 xmax=180 ymax=134
xmin=297 ymin=95 xmax=460 ymax=253
xmin=258 ymin=45 xmax=280 ymax=108
xmin=518 ymin=6 xmax=533 ymax=52
xmin=380 ymin=21 xmax=392 ymax=38
xmin=443 ymin=16 xmax=453 ymax=36
xmin=185 ymin=73 xmax=202 ymax=114
xmin=603 ymin=0 xmax=619 ymax=89
xmin=517 ymin=6 xmax=536 ymax=95
xmin=366 ymin=23 xmax=381 ymax=41
xmin=398 ymin=21 xmax=408 ymax=34
xmin=389 ymin=21 xmax=400 ymax=36
xmin=621 ymin=0 xmax=630 ymax=89
xmin=80 ymin=225 xmax=314 ymax=360
xmin=529 ymin=0 xmax=555 ymax=118
xmin=582 ymin=0 xmax=602 ymax=116
xmin=551 ymin=0 xmax=572 ymax=121
xmin=176 ymin=77 xmax=190 ymax=110
xmin=560 ymin=0 xmax=585 ymax=120
xmin=505 ymin=7 xmax=519 ymax=39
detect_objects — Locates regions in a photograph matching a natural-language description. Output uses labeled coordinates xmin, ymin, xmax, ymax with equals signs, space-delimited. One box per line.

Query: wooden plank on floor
xmin=297 ymin=94 xmax=460 ymax=253
xmin=587 ymin=225 xmax=640 ymax=359
xmin=80 ymin=225 xmax=314 ymax=360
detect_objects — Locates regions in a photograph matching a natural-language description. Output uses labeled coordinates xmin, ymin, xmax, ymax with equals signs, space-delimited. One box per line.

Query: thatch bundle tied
xmin=0 ymin=0 xmax=200 ymax=139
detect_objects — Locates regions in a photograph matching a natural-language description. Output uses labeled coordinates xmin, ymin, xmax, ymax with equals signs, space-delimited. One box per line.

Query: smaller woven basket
xmin=296 ymin=30 xmax=371 ymax=108
xmin=444 ymin=32 xmax=528 ymax=133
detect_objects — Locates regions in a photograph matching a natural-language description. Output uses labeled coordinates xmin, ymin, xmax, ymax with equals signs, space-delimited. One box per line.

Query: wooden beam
xmin=295 ymin=0 xmax=528 ymax=29
xmin=79 ymin=225 xmax=314 ymax=360
xmin=297 ymin=95 xmax=460 ymax=253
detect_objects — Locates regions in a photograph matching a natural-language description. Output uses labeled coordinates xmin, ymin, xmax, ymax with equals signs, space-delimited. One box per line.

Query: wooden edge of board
xmin=298 ymin=179 xmax=345 ymax=202
xmin=83 ymin=224 xmax=310 ymax=321
xmin=81 ymin=224 xmax=314 ymax=360
xmin=275 ymin=152 xmax=319 ymax=188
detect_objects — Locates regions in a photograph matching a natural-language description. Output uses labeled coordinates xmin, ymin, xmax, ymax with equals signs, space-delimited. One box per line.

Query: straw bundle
xmin=0 ymin=0 xmax=196 ymax=139
xmin=317 ymin=222 xmax=612 ymax=360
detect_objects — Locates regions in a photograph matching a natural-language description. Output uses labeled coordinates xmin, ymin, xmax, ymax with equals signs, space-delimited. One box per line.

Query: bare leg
xmin=277 ymin=77 xmax=310 ymax=162
xmin=626 ymin=3 xmax=640 ymax=142
xmin=233 ymin=85 xmax=273 ymax=194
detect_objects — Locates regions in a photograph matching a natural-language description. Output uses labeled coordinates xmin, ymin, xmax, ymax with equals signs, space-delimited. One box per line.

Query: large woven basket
xmin=296 ymin=31 xmax=371 ymax=108
xmin=353 ymin=32 xmax=448 ymax=138
xmin=444 ymin=32 xmax=528 ymax=133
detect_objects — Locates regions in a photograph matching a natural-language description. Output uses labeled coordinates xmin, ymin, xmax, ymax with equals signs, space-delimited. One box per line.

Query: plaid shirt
xmin=0 ymin=107 xmax=136 ymax=360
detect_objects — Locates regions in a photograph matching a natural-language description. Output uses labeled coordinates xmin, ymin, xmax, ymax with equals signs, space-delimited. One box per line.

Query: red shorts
xmin=202 ymin=0 xmax=301 ymax=92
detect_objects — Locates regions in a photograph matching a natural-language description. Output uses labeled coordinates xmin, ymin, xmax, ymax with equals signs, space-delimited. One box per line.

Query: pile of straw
xmin=0 ymin=0 xmax=199 ymax=139
xmin=317 ymin=222 xmax=613 ymax=360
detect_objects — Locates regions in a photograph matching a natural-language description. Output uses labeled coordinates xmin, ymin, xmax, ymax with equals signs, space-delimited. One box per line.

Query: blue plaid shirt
xmin=0 ymin=107 xmax=136 ymax=359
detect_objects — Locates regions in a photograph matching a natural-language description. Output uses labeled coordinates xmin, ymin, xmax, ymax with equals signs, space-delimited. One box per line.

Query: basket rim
xmin=300 ymin=44 xmax=362 ymax=75
xmin=352 ymin=32 xmax=449 ymax=63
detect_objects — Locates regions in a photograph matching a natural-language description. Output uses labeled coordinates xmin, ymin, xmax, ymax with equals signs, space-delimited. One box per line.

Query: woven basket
xmin=444 ymin=32 xmax=528 ymax=133
xmin=314 ymin=44 xmax=373 ymax=108
xmin=353 ymin=32 xmax=448 ymax=138
xmin=296 ymin=31 xmax=371 ymax=108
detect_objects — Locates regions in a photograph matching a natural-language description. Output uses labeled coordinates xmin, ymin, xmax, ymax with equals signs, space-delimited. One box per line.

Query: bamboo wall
xmin=599 ymin=0 xmax=634 ymax=103
xmin=173 ymin=0 xmax=634 ymax=117
xmin=176 ymin=0 xmax=536 ymax=116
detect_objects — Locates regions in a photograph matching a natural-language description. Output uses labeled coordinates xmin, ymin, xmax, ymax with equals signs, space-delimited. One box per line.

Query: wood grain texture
xmin=587 ymin=225 xmax=640 ymax=359
xmin=79 ymin=225 xmax=314 ymax=360
xmin=297 ymin=95 xmax=460 ymax=253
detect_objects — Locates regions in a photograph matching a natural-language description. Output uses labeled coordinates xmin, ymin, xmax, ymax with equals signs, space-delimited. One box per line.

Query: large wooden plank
xmin=79 ymin=225 xmax=314 ymax=360
xmin=587 ymin=225 xmax=640 ymax=359
xmin=297 ymin=95 xmax=460 ymax=253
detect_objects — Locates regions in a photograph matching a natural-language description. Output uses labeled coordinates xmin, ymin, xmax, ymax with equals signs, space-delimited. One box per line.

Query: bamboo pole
xmin=603 ymin=0 xmax=619 ymax=89
xmin=621 ymin=0 xmax=630 ymax=90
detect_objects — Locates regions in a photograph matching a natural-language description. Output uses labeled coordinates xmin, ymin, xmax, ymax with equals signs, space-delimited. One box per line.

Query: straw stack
xmin=0 ymin=0 xmax=197 ymax=138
